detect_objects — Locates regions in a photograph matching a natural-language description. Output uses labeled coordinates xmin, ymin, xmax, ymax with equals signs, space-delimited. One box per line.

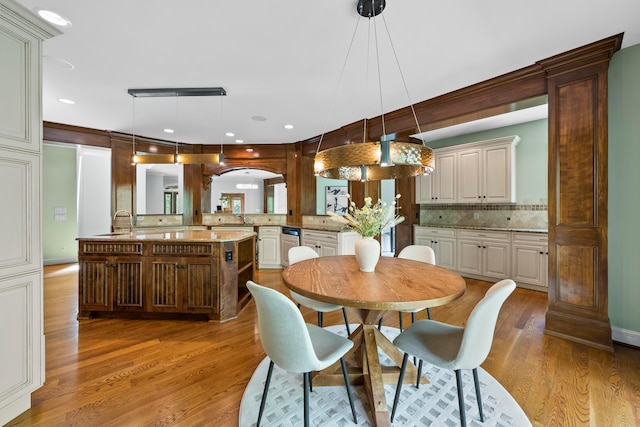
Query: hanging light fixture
xmin=128 ymin=87 xmax=226 ymax=164
xmin=313 ymin=0 xmax=434 ymax=181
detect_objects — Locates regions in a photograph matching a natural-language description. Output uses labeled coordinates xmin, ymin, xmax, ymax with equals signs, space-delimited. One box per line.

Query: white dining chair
xmin=246 ymin=281 xmax=357 ymax=427
xmin=288 ymin=246 xmax=351 ymax=335
xmin=397 ymin=245 xmax=436 ymax=330
xmin=390 ymin=279 xmax=516 ymax=427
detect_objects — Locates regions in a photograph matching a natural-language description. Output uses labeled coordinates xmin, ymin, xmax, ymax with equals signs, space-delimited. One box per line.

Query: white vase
xmin=354 ymin=236 xmax=381 ymax=272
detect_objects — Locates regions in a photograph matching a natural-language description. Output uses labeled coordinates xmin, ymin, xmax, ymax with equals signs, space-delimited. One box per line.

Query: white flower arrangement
xmin=329 ymin=194 xmax=405 ymax=237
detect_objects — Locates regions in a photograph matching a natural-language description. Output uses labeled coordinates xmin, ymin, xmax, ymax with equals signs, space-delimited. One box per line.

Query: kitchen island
xmin=77 ymin=229 xmax=256 ymax=321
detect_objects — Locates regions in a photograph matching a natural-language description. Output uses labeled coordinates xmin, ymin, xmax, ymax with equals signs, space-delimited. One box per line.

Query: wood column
xmin=541 ymin=36 xmax=621 ymax=351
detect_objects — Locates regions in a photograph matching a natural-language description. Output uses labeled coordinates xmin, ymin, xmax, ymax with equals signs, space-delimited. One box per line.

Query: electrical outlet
xmin=473 ymin=212 xmax=480 ymax=220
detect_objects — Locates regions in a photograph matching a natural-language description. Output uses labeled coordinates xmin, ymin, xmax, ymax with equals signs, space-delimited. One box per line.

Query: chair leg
xmin=399 ymin=312 xmax=404 ymax=332
xmin=416 ymin=359 xmax=423 ymax=388
xmin=342 ymin=307 xmax=351 ymax=335
xmin=340 ymin=357 xmax=358 ymax=423
xmin=391 ymin=353 xmax=409 ymax=422
xmin=411 ymin=312 xmax=416 ymax=324
xmin=426 ymin=307 xmax=432 ymax=319
xmin=257 ymin=360 xmax=274 ymax=427
xmin=309 ymin=370 xmax=313 ymax=392
xmin=318 ymin=312 xmax=323 ymax=327
xmin=377 ymin=316 xmax=383 ymax=330
xmin=455 ymin=369 xmax=467 ymax=427
xmin=473 ymin=368 xmax=484 ymax=422
xmin=303 ymin=372 xmax=310 ymax=427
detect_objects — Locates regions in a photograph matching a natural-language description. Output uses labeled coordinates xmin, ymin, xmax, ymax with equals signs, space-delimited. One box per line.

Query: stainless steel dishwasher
xmin=280 ymin=226 xmax=301 ymax=267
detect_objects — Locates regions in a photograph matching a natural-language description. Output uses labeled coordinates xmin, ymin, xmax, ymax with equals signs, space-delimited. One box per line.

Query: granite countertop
xmin=415 ymin=224 xmax=548 ymax=234
xmin=78 ymin=229 xmax=257 ymax=242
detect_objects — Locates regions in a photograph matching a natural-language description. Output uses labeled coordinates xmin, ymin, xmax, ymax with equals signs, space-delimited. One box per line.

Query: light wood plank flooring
xmin=6 ymin=264 xmax=640 ymax=426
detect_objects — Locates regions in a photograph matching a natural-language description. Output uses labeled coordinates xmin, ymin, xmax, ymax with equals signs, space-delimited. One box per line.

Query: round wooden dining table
xmin=282 ymin=255 xmax=466 ymax=427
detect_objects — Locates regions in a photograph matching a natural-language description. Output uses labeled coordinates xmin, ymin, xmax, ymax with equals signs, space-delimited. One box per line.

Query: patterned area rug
xmin=239 ymin=325 xmax=531 ymax=427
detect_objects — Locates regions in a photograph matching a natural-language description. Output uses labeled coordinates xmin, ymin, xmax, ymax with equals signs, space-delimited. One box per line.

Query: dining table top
xmin=282 ymin=255 xmax=466 ymax=312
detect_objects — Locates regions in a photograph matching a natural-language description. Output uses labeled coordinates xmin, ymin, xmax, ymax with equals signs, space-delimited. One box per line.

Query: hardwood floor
xmin=6 ymin=264 xmax=640 ymax=427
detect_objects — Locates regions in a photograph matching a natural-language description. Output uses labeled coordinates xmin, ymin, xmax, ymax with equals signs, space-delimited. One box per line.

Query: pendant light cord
xmin=373 ymin=2 xmax=386 ymax=138
xmin=175 ymin=95 xmax=179 ymax=158
xmin=380 ymin=12 xmax=425 ymax=143
xmin=316 ymin=14 xmax=362 ymax=155
xmin=131 ymin=96 xmax=136 ymax=158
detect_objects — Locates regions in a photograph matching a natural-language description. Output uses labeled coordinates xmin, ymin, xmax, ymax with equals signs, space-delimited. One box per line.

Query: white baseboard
xmin=43 ymin=257 xmax=77 ymax=266
xmin=612 ymin=326 xmax=640 ymax=348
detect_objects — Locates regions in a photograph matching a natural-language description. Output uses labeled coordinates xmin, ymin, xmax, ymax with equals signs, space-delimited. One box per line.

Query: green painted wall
xmin=425 ymin=118 xmax=548 ymax=204
xmin=609 ymin=43 xmax=640 ymax=335
xmin=43 ymin=144 xmax=78 ymax=263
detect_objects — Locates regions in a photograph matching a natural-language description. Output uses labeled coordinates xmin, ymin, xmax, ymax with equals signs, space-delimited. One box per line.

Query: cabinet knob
xmin=540 ymin=251 xmax=543 ymax=254
xmin=478 ymin=245 xmax=482 ymax=248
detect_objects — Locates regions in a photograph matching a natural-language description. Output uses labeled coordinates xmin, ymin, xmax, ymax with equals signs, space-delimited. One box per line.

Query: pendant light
xmin=313 ymin=0 xmax=434 ymax=181
xmin=128 ymin=87 xmax=227 ymax=164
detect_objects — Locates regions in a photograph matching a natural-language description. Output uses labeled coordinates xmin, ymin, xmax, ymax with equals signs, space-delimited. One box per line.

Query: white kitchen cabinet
xmin=257 ymin=226 xmax=281 ymax=269
xmin=0 ymin=2 xmax=60 ymax=425
xmin=457 ymin=230 xmax=510 ymax=280
xmin=457 ymin=137 xmax=519 ymax=203
xmin=301 ymin=229 xmax=359 ymax=257
xmin=512 ymin=233 xmax=548 ymax=290
xmin=413 ymin=226 xmax=456 ymax=270
xmin=415 ymin=151 xmax=457 ymax=204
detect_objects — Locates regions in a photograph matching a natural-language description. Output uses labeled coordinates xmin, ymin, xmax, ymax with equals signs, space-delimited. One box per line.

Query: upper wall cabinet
xmin=416 ymin=135 xmax=520 ymax=204
xmin=0 ymin=2 xmax=57 ymax=153
xmin=415 ymin=151 xmax=457 ymax=203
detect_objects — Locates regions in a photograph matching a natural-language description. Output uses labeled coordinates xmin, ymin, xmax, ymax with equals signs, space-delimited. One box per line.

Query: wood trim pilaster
xmin=540 ymin=34 xmax=621 ymax=351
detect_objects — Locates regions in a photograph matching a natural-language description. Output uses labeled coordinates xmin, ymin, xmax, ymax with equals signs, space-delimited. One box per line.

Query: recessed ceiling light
xmin=36 ymin=9 xmax=72 ymax=27
xmin=252 ymin=116 xmax=267 ymax=122
xmin=43 ymin=56 xmax=75 ymax=70
xmin=57 ymin=98 xmax=75 ymax=105
xmin=235 ymin=139 xmax=244 ymax=143
xmin=164 ymin=129 xmax=174 ymax=134
xmin=246 ymin=148 xmax=254 ymax=152
xmin=284 ymin=124 xmax=294 ymax=130
xmin=225 ymin=132 xmax=235 ymax=137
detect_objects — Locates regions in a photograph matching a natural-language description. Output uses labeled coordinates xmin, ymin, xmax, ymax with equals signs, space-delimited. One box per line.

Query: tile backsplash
xmin=420 ymin=203 xmax=548 ymax=230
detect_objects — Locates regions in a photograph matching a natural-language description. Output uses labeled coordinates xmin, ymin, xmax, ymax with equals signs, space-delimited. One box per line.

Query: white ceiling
xmin=16 ymin=0 xmax=640 ymax=146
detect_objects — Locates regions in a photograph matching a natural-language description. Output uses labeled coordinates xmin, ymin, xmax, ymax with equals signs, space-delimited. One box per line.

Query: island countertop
xmin=78 ymin=229 xmax=256 ymax=243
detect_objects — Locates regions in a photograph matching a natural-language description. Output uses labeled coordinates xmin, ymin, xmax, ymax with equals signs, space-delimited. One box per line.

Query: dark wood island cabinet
xmin=77 ymin=230 xmax=256 ymax=321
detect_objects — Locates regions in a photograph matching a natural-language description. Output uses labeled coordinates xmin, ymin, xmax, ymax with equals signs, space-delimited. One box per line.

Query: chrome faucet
xmin=238 ymin=214 xmax=247 ymax=224
xmin=112 ymin=209 xmax=134 ymax=233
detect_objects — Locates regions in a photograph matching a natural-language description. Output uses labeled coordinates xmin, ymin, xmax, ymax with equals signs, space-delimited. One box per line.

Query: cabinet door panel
xmin=414 ymin=236 xmax=433 ymax=247
xmin=320 ymin=243 xmax=339 ymax=257
xmin=186 ymin=262 xmax=215 ymax=309
xmin=114 ymin=259 xmax=143 ymax=308
xmin=435 ymin=238 xmax=456 ymax=270
xmin=435 ymin=153 xmax=457 ymax=203
xmin=0 ymin=151 xmax=40 ymax=276
xmin=415 ymin=174 xmax=433 ymax=203
xmin=484 ymin=145 xmax=510 ymax=202
xmin=259 ymin=235 xmax=280 ymax=265
xmin=79 ymin=260 xmax=111 ymax=310
xmin=483 ymin=243 xmax=510 ymax=279
xmin=0 ymin=23 xmax=41 ymax=151
xmin=458 ymin=149 xmax=482 ymax=202
xmin=457 ymin=240 xmax=482 ymax=274
xmin=512 ymin=245 xmax=542 ymax=284
xmin=150 ymin=261 xmax=179 ymax=310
